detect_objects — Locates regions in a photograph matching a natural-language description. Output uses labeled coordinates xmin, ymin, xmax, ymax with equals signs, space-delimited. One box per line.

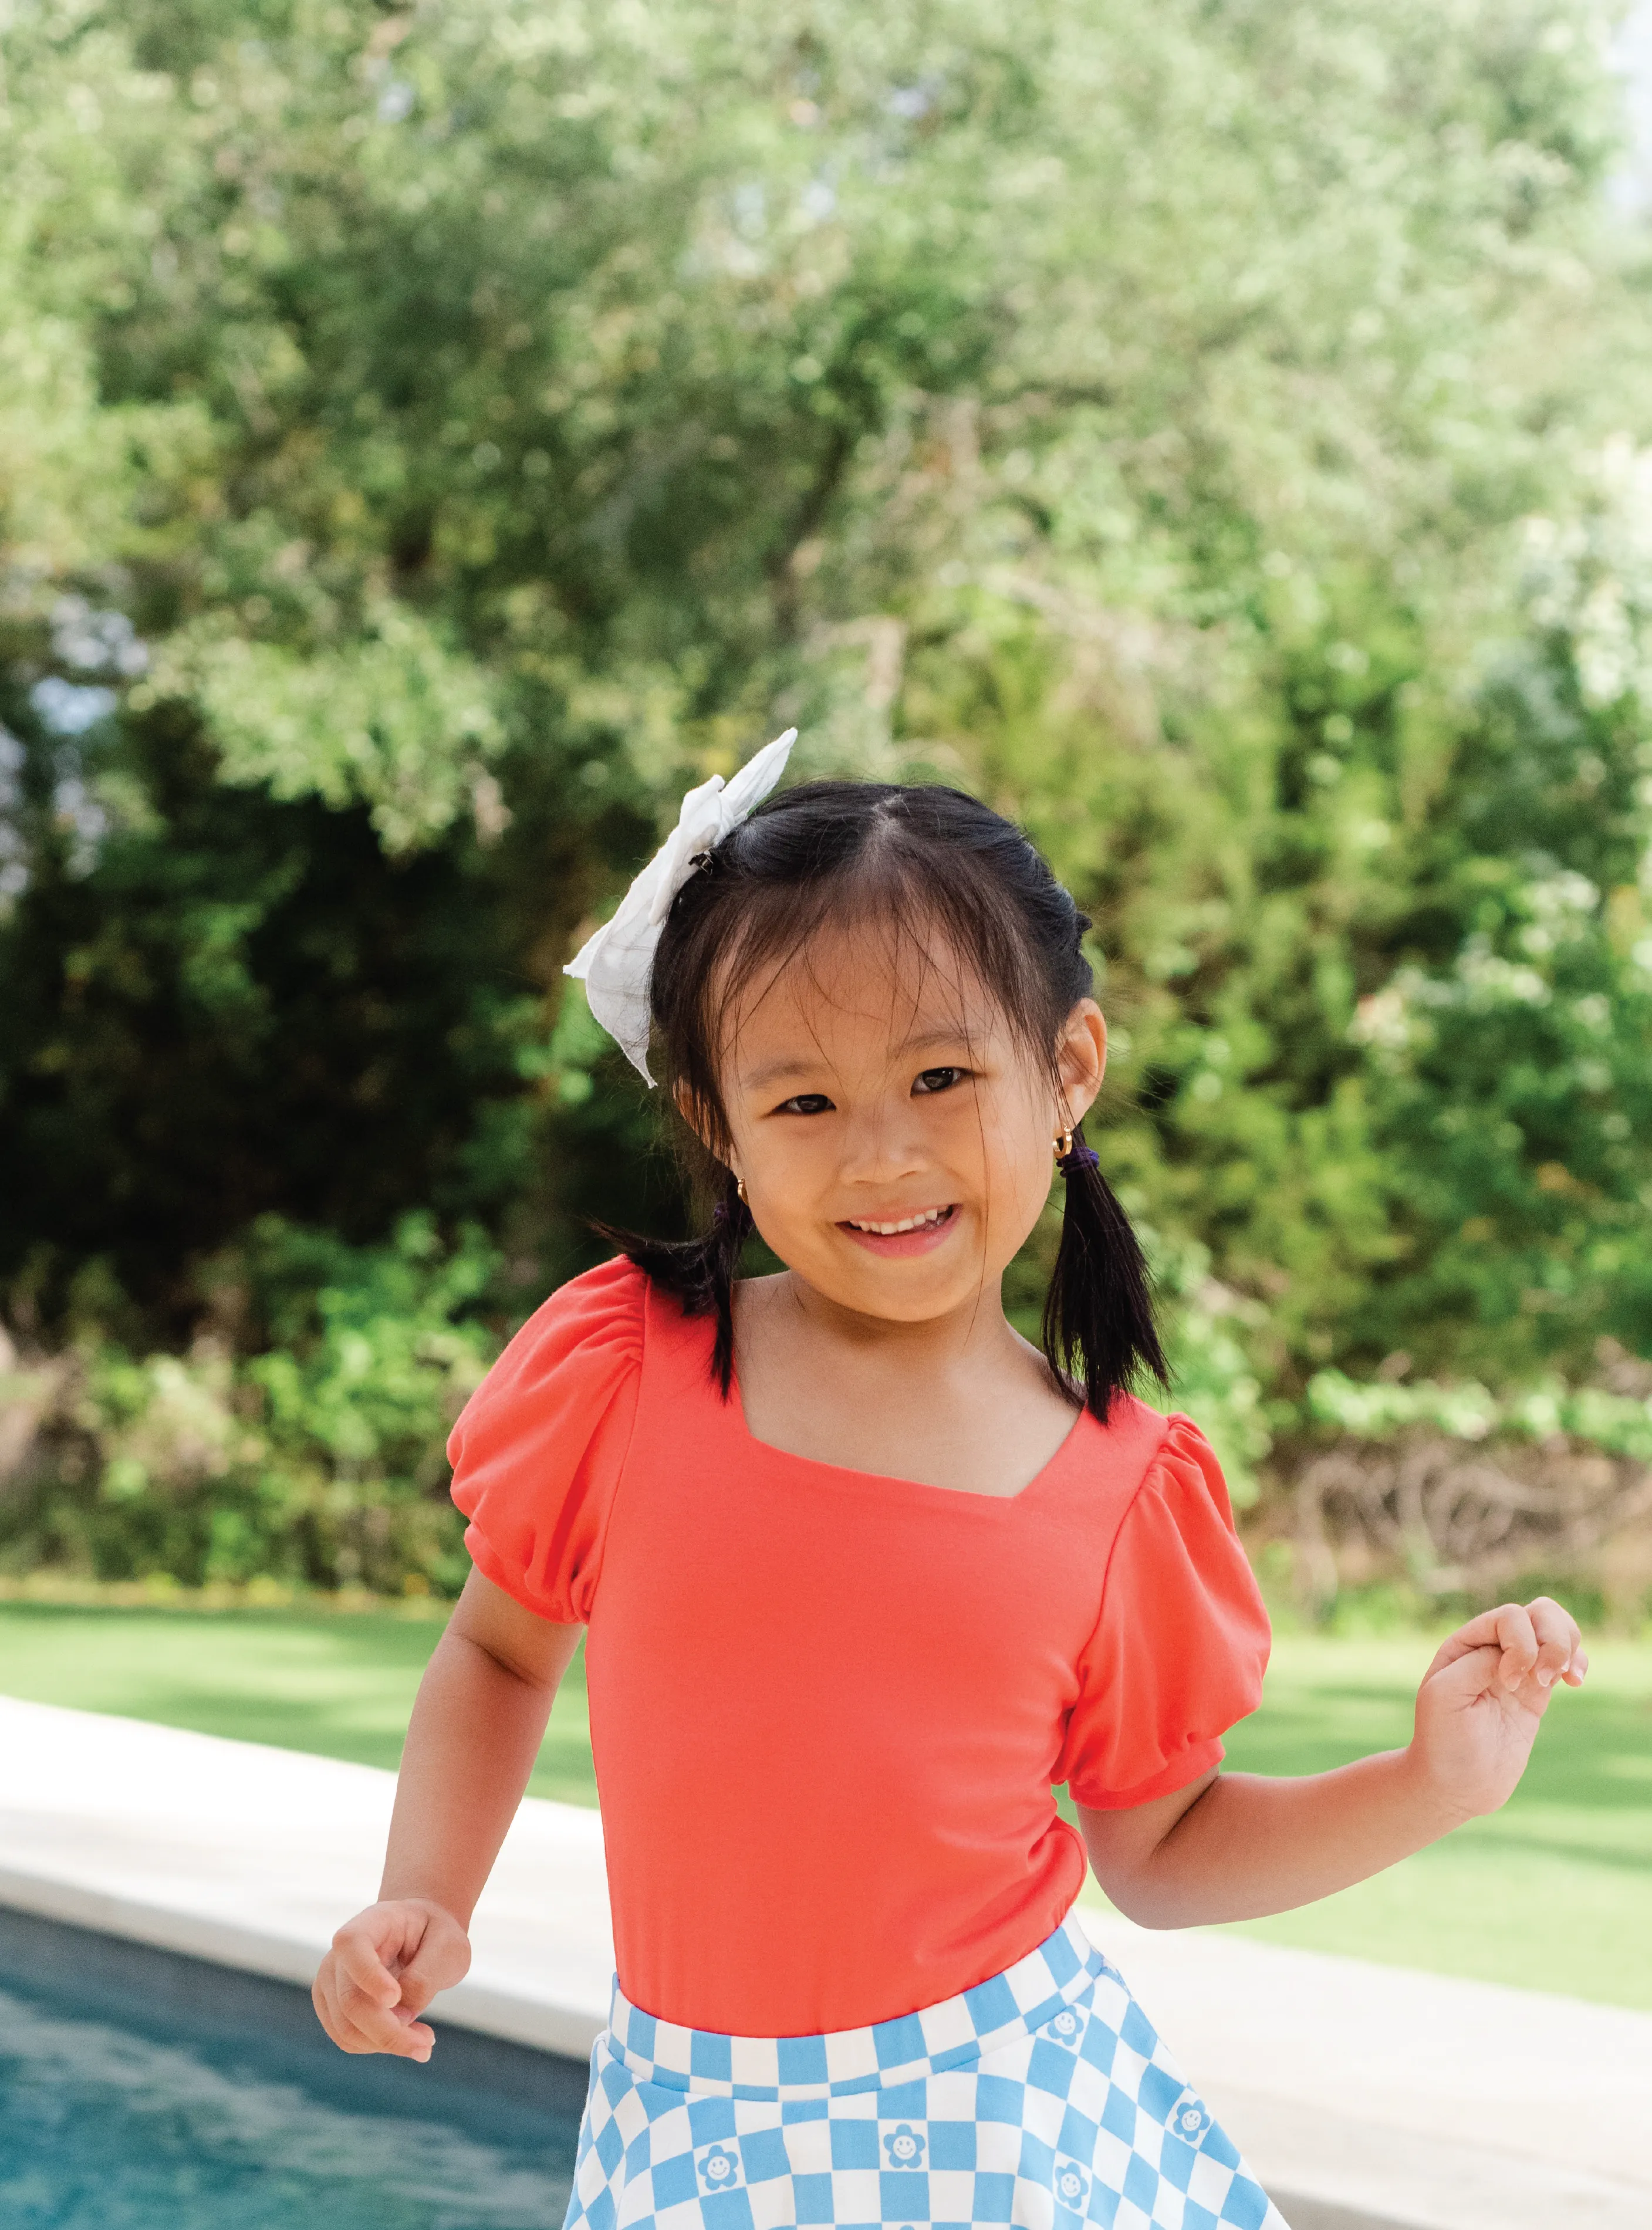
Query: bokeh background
xmin=2 ymin=0 xmax=1651 ymax=2007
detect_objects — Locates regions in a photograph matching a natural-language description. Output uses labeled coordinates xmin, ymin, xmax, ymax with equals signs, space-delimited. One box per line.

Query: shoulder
xmin=1131 ymin=1410 xmax=1237 ymax=1521
xmin=1113 ymin=1405 xmax=1245 ymax=1557
xmin=447 ymin=1256 xmax=647 ymax=1467
xmin=1103 ymin=1408 xmax=1264 ymax=1641
xmin=447 ymin=1258 xmax=653 ymax=1621
xmin=1069 ymin=1397 xmax=1231 ymax=1515
xmin=1062 ymin=1400 xmax=1251 ymax=1601
xmin=512 ymin=1254 xmax=650 ymax=1368
xmin=1067 ymin=1389 xmax=1176 ymax=1493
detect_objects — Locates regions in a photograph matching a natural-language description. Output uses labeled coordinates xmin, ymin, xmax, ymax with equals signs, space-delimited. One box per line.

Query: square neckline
xmin=719 ymin=1301 xmax=1092 ymax=1509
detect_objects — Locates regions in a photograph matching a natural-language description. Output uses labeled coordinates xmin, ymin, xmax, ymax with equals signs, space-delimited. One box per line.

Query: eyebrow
xmin=740 ymin=1028 xmax=977 ymax=1093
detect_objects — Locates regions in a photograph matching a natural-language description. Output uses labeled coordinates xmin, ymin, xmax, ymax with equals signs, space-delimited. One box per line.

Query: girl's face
xmin=710 ymin=922 xmax=1106 ymax=1325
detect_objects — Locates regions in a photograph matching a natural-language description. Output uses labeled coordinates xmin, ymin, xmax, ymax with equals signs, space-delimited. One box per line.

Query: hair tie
xmin=1058 ymin=1140 xmax=1100 ymax=1175
xmin=563 ymin=729 xmax=798 ymax=1084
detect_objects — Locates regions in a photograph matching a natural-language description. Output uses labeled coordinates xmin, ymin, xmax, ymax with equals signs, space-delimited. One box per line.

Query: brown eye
xmin=776 ymin=1093 xmax=833 ymax=1116
xmin=913 ymin=1066 xmax=967 ymax=1095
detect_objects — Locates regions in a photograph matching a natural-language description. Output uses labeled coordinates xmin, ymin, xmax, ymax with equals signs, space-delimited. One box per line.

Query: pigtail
xmin=604 ymin=1166 xmax=751 ymax=1396
xmin=1041 ymin=1122 xmax=1169 ymax=1423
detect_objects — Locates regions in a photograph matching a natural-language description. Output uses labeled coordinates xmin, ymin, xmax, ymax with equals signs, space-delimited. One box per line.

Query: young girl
xmin=313 ymin=734 xmax=1587 ymax=2230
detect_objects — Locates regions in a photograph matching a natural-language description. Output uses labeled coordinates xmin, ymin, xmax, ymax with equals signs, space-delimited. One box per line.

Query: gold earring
xmin=1053 ymin=1128 xmax=1074 ymax=1164
xmin=736 ymin=1177 xmax=748 ymax=1204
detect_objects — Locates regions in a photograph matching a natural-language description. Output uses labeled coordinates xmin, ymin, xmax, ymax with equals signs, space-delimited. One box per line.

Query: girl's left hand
xmin=1408 ymin=1596 xmax=1587 ymax=1822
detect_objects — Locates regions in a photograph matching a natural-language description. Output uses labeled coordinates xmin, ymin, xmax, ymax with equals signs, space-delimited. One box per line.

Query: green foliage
xmin=0 ymin=1217 xmax=495 ymax=1589
xmin=1149 ymin=1236 xmax=1272 ymax=1505
xmin=2 ymin=0 xmax=1652 ymax=1580
xmin=165 ymin=601 xmax=504 ymax=853
xmin=1305 ymin=1365 xmax=1652 ymax=1462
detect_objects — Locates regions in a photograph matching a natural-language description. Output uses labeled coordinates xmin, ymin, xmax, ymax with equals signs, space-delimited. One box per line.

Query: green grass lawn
xmin=1129 ymin=1634 xmax=1652 ymax=2013
xmin=0 ymin=1599 xmax=597 ymax=1805
xmin=0 ymin=1603 xmax=1647 ymax=2011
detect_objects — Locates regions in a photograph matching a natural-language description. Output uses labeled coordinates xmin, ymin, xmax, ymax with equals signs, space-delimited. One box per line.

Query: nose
xmin=836 ymin=1092 xmax=929 ymax=1187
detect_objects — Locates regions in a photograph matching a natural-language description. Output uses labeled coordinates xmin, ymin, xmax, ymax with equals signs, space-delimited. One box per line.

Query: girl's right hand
xmin=312 ymin=1897 xmax=472 ymax=2062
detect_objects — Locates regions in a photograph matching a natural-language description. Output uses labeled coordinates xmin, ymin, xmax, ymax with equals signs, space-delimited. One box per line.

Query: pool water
xmin=0 ymin=1915 xmax=583 ymax=2230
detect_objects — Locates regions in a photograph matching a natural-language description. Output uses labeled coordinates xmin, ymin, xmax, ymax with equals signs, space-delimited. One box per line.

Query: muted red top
xmin=448 ymin=1258 xmax=1269 ymax=2038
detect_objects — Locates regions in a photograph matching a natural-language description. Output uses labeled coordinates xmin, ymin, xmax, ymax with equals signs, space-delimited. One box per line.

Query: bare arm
xmin=1080 ymin=1749 xmax=1457 ymax=1927
xmin=1080 ymin=1596 xmax=1587 ymax=1929
xmin=379 ymin=1570 xmax=582 ymax=1917
xmin=313 ymin=1569 xmax=582 ymax=2060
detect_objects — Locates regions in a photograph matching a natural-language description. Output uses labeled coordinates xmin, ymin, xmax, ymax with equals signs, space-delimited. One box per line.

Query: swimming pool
xmin=0 ymin=1907 xmax=585 ymax=2229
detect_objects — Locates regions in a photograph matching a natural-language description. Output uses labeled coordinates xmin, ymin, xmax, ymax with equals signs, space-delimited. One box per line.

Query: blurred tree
xmin=1 ymin=0 xmax=1650 ymax=1415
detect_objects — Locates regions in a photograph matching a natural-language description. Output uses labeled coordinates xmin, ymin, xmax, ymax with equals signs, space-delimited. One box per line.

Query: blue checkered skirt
xmin=563 ymin=1911 xmax=1288 ymax=2230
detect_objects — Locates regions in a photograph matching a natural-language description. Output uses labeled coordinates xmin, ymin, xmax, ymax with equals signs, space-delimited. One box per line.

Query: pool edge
xmin=0 ymin=1859 xmax=606 ymax=2059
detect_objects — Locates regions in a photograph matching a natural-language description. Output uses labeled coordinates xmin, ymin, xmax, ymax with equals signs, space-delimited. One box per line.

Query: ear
xmin=673 ymin=1078 xmax=715 ymax=1151
xmin=673 ymin=1079 xmax=737 ymax=1174
xmin=1055 ymin=999 xmax=1107 ymax=1129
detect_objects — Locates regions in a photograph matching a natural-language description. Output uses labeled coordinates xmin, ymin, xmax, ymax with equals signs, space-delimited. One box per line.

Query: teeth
xmin=847 ymin=1207 xmax=950 ymax=1235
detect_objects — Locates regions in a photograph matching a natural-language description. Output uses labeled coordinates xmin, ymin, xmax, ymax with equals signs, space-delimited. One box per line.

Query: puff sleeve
xmin=447 ymin=1256 xmax=645 ymax=1624
xmin=1055 ymin=1416 xmax=1271 ymax=1810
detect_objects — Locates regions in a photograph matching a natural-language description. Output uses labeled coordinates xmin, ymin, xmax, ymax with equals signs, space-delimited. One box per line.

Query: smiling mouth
xmin=840 ymin=1205 xmax=957 ymax=1236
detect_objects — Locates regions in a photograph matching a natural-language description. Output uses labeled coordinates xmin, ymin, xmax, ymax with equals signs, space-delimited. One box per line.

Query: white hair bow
xmin=563 ymin=728 xmax=798 ymax=1083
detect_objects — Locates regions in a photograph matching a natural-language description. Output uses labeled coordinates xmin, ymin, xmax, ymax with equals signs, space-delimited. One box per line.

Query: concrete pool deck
xmin=0 ymin=1696 xmax=1646 ymax=2230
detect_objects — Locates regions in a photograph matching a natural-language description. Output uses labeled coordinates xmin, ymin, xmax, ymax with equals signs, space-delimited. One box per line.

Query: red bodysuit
xmin=448 ymin=1258 xmax=1271 ymax=2038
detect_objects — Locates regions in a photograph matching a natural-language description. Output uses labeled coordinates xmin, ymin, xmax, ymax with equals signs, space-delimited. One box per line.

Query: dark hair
xmin=610 ymin=780 xmax=1167 ymax=1421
